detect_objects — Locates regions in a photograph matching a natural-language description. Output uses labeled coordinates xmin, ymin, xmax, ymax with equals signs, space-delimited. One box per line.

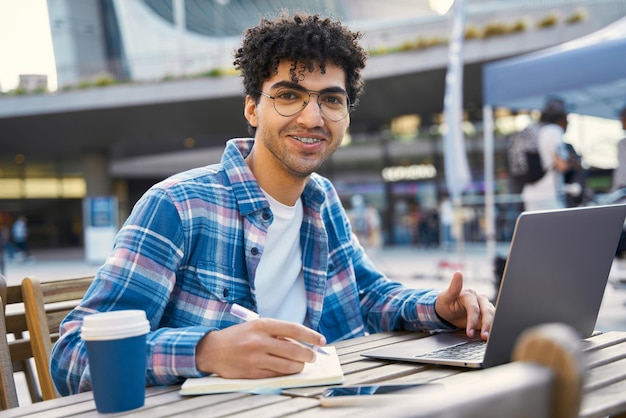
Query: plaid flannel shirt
xmin=51 ymin=138 xmax=451 ymax=395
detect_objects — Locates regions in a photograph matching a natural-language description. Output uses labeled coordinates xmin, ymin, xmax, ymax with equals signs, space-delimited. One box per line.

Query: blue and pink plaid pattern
xmin=51 ymin=138 xmax=451 ymax=395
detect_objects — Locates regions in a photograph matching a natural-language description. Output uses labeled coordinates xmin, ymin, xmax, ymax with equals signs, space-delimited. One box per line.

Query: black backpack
xmin=507 ymin=125 xmax=546 ymax=187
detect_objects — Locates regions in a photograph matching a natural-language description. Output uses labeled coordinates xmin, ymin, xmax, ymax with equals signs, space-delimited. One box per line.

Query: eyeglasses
xmin=258 ymin=87 xmax=351 ymax=121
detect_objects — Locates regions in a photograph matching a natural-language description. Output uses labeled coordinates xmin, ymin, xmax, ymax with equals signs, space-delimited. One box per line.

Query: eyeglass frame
xmin=256 ymin=84 xmax=353 ymax=121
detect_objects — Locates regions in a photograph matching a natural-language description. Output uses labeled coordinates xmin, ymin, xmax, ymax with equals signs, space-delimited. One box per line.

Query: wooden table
xmin=1 ymin=331 xmax=625 ymax=417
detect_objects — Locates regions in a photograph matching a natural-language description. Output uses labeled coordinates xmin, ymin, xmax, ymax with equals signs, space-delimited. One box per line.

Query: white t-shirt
xmin=255 ymin=191 xmax=307 ymax=323
xmin=522 ymin=124 xmax=566 ymax=211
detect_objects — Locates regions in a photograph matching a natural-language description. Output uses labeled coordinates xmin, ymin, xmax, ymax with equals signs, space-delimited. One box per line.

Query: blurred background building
xmin=1 ymin=0 xmax=625 ymax=251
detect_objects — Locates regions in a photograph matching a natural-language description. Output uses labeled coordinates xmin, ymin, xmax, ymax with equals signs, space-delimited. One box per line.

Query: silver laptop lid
xmin=483 ymin=204 xmax=626 ymax=367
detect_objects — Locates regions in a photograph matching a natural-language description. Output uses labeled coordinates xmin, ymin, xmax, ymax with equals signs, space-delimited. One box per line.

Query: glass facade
xmin=0 ymin=157 xmax=86 ymax=248
xmin=2 ymin=0 xmax=622 ymax=251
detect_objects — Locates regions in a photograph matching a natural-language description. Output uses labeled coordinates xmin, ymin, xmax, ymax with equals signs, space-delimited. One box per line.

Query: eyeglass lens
xmin=271 ymin=88 xmax=350 ymax=121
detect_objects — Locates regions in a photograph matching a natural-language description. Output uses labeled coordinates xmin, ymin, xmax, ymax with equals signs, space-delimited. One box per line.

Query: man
xmin=611 ymin=105 xmax=626 ymax=258
xmin=347 ymin=194 xmax=382 ymax=251
xmin=11 ymin=215 xmax=32 ymax=261
xmin=611 ymin=105 xmax=626 ymax=192
xmin=521 ymin=98 xmax=571 ymax=211
xmin=51 ymin=13 xmax=494 ymax=395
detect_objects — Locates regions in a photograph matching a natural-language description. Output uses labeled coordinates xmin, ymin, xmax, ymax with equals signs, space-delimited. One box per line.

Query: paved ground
xmin=4 ymin=243 xmax=626 ymax=406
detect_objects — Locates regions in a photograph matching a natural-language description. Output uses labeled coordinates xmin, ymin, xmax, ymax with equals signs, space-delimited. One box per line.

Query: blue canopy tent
xmin=481 ymin=16 xmax=626 ymax=261
xmin=483 ymin=16 xmax=626 ymax=119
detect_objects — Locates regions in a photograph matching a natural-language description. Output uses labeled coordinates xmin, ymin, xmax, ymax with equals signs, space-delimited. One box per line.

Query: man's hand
xmin=195 ymin=318 xmax=327 ymax=379
xmin=435 ymin=271 xmax=494 ymax=340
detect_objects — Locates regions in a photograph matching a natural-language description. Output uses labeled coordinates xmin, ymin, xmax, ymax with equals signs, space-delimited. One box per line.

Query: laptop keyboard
xmin=414 ymin=339 xmax=486 ymax=361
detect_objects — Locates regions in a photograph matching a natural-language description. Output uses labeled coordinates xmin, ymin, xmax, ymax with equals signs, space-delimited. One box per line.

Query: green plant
xmin=566 ymin=9 xmax=586 ymax=24
xmin=400 ymin=40 xmax=416 ymax=51
xmin=537 ymin=14 xmax=558 ymax=28
xmin=465 ymin=26 xmax=481 ymax=40
xmin=206 ymin=68 xmax=224 ymax=77
xmin=93 ymin=73 xmax=116 ymax=87
xmin=77 ymin=80 xmax=93 ymax=89
xmin=483 ymin=21 xmax=508 ymax=38
xmin=509 ymin=19 xmax=527 ymax=33
xmin=369 ymin=47 xmax=386 ymax=56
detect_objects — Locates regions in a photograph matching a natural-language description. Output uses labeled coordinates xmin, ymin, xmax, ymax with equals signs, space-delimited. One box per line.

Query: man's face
xmin=244 ymin=60 xmax=350 ymax=179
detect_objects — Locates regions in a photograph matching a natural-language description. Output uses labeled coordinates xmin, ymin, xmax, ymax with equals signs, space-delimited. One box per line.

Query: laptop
xmin=362 ymin=204 xmax=626 ymax=369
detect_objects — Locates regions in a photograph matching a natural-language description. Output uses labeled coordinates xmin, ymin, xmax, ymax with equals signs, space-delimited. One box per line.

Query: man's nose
xmin=297 ymin=95 xmax=325 ymax=123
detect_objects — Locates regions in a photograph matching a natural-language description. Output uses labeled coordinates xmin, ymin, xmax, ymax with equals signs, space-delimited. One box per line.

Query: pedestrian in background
xmin=439 ymin=193 xmax=455 ymax=251
xmin=521 ymin=98 xmax=571 ymax=211
xmin=611 ymin=105 xmax=626 ymax=192
xmin=562 ymin=142 xmax=588 ymax=207
xmin=11 ymin=215 xmax=33 ymax=262
xmin=347 ymin=194 xmax=382 ymax=252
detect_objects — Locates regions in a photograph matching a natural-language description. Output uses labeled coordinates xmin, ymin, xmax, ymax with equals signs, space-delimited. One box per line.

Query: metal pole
xmin=483 ymin=104 xmax=496 ymax=265
xmin=173 ymin=0 xmax=186 ymax=77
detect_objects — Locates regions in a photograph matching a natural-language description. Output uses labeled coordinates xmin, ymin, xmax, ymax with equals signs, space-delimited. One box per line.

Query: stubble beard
xmin=262 ymin=127 xmax=340 ymax=179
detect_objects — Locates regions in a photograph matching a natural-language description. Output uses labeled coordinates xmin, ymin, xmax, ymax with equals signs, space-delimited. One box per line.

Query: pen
xmin=230 ymin=303 xmax=330 ymax=355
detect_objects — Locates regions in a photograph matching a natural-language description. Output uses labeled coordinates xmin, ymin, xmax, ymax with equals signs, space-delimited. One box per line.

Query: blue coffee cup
xmin=81 ymin=310 xmax=150 ymax=413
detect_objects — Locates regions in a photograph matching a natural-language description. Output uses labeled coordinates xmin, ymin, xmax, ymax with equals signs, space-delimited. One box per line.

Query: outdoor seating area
xmin=1 ymin=1 xmax=625 ymax=417
xmin=0 ymin=320 xmax=625 ymax=417
xmin=0 ymin=253 xmax=623 ymax=417
xmin=1 ymin=251 xmax=626 ymax=416
xmin=2 ymin=233 xmax=626 ymax=417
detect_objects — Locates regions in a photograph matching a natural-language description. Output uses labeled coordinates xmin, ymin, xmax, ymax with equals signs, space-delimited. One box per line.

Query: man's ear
xmin=244 ymin=96 xmax=258 ymax=128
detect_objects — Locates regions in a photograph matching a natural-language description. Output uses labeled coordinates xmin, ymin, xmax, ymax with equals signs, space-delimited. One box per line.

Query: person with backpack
xmin=611 ymin=105 xmax=626 ymax=193
xmin=520 ymin=98 xmax=571 ymax=211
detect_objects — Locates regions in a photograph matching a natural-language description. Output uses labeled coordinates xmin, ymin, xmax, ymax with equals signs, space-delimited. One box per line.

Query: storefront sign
xmin=381 ymin=164 xmax=437 ymax=182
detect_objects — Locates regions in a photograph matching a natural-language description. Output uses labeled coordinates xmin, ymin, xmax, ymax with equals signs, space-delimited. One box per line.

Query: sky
xmin=0 ymin=0 xmax=57 ymax=92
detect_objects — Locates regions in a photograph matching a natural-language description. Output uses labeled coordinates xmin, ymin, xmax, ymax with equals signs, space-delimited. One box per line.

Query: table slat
xmin=1 ymin=331 xmax=625 ymax=417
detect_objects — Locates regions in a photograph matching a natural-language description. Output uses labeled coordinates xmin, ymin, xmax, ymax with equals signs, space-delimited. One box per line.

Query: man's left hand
xmin=435 ymin=271 xmax=494 ymax=340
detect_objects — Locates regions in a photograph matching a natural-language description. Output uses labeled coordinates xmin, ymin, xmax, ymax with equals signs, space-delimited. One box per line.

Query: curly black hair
xmin=233 ymin=12 xmax=367 ymax=109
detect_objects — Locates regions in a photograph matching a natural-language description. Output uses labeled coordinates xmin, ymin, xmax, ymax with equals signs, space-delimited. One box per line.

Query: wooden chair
xmin=0 ymin=276 xmax=41 ymax=404
xmin=0 ymin=275 xmax=19 ymax=410
xmin=362 ymin=323 xmax=585 ymax=418
xmin=21 ymin=276 xmax=93 ymax=401
xmin=0 ymin=297 xmax=19 ymax=410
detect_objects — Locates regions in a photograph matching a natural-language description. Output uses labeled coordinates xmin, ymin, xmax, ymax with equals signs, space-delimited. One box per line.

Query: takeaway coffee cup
xmin=81 ymin=310 xmax=150 ymax=413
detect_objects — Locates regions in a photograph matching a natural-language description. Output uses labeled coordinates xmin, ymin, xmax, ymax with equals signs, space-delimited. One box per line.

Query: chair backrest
xmin=363 ymin=323 xmax=585 ymax=418
xmin=0 ymin=275 xmax=19 ymax=410
xmin=0 ymin=277 xmax=40 ymax=404
xmin=21 ymin=276 xmax=93 ymax=401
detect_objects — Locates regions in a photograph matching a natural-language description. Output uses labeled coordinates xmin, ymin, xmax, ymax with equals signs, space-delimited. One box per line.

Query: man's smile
xmin=292 ymin=136 xmax=323 ymax=144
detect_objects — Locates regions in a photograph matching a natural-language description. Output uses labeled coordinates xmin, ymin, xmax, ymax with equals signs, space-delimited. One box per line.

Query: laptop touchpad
xmin=363 ymin=332 xmax=474 ymax=359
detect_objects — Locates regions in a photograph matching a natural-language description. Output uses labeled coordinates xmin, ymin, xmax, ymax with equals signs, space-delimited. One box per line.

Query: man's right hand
xmin=195 ymin=318 xmax=327 ymax=379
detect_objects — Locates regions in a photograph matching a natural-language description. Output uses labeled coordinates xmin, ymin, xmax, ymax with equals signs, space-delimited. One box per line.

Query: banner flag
xmin=442 ymin=0 xmax=471 ymax=200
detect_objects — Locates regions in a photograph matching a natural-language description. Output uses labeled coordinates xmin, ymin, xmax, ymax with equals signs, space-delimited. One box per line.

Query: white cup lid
xmin=81 ymin=310 xmax=150 ymax=341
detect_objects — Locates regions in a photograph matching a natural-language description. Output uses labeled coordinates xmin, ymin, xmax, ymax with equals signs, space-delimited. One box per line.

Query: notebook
xmin=362 ymin=204 xmax=626 ymax=369
xmin=179 ymin=346 xmax=343 ymax=395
